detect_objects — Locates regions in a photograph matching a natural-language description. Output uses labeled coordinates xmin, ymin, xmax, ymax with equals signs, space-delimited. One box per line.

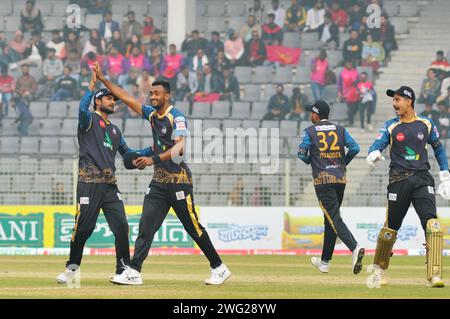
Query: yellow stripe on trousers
xmin=319 ymin=201 xmax=337 ymax=234
xmin=187 ymin=194 xmax=203 ymax=237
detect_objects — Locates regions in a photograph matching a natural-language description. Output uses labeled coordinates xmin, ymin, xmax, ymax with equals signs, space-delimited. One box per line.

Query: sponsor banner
xmin=201 ymin=207 xmax=284 ymax=249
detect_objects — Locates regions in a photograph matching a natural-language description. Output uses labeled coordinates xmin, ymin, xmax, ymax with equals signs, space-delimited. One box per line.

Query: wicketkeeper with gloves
xmin=366 ymin=86 xmax=449 ymax=288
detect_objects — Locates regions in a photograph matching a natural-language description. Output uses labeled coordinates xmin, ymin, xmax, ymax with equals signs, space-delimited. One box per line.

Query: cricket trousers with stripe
xmin=315 ymin=184 xmax=358 ymax=262
xmin=67 ymin=182 xmax=130 ymax=274
xmin=130 ymin=181 xmax=222 ymax=272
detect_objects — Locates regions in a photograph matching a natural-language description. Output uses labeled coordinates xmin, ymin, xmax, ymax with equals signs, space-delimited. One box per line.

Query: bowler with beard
xmin=56 ymin=71 xmax=153 ymax=284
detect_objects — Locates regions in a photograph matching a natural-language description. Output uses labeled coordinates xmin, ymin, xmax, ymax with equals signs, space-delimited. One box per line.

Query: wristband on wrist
xmin=151 ymin=154 xmax=162 ymax=164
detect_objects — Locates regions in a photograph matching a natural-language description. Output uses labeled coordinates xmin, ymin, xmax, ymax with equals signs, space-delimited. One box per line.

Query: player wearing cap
xmin=367 ymin=86 xmax=449 ymax=288
xmin=298 ymin=100 xmax=365 ymax=274
xmin=92 ymin=62 xmax=231 ymax=286
xmin=56 ymin=71 xmax=153 ymax=284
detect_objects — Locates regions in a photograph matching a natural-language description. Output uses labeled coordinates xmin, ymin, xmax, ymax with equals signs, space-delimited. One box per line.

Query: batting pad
xmin=426 ymin=219 xmax=443 ymax=281
xmin=374 ymin=227 xmax=398 ymax=270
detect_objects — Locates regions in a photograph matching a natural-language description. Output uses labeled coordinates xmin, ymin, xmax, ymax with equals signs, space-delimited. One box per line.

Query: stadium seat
xmin=85 ymin=14 xmax=103 ymax=30
xmin=398 ymin=1 xmax=418 ymax=16
xmin=32 ymin=174 xmax=54 ymax=192
xmin=125 ymin=137 xmax=142 ymax=150
xmin=274 ymin=67 xmax=293 ymax=84
xmin=123 ymin=119 xmax=144 ymax=136
xmin=48 ymin=101 xmax=69 ymax=118
xmin=323 ymin=85 xmax=338 ymax=103
xmin=196 ymin=0 xmax=207 ymax=16
xmin=234 ymin=66 xmax=252 ymax=83
xmin=390 ymin=17 xmax=409 ymax=34
xmin=211 ymin=101 xmax=231 ymax=118
xmin=129 ymin=1 xmax=149 ymax=15
xmin=61 ymin=118 xmax=79 ymax=133
xmin=283 ymin=32 xmax=301 ymax=48
xmin=383 ymin=1 xmax=399 ymax=16
xmin=51 ymin=0 xmax=70 ymax=16
xmin=0 ymin=2 xmax=13 ymax=16
xmin=44 ymin=16 xmax=64 ymax=31
xmin=206 ymin=17 xmax=226 ymax=34
xmin=243 ymin=84 xmax=262 ymax=101
xmin=196 ymin=17 xmax=208 ymax=32
xmin=59 ymin=137 xmax=77 ymax=155
xmin=263 ymin=84 xmax=277 ymax=101
xmin=191 ymin=102 xmax=211 ymax=118
xmin=301 ymin=32 xmax=319 ymax=50
xmin=149 ymin=0 xmax=167 ymax=16
xmin=222 ymin=119 xmax=242 ymax=129
xmin=202 ymin=119 xmax=222 ymax=130
xmin=230 ymin=102 xmax=251 ymax=119
xmin=11 ymin=175 xmax=33 ymax=192
xmin=175 ymin=101 xmax=191 ymax=116
xmin=40 ymin=119 xmax=62 ymax=135
xmin=40 ymin=137 xmax=59 ymax=154
xmin=329 ymin=103 xmax=348 ymax=121
xmin=326 ymin=50 xmax=343 ymax=68
xmin=226 ymin=17 xmax=247 ymax=31
xmin=261 ymin=120 xmax=279 ymax=130
xmin=207 ymin=2 xmax=225 ymax=16
xmin=279 ymin=120 xmax=299 ymax=137
xmin=293 ymin=66 xmax=311 ymax=84
xmin=4 ymin=16 xmax=20 ymax=32
xmin=249 ymin=101 xmax=267 ymax=119
xmin=242 ymin=119 xmax=260 ymax=129
xmin=0 ymin=136 xmax=19 ymax=154
xmin=252 ymin=66 xmax=273 ymax=84
xmin=219 ymin=175 xmax=238 ymax=192
xmin=226 ymin=1 xmax=245 ymax=16
xmin=30 ymin=101 xmax=48 ymax=117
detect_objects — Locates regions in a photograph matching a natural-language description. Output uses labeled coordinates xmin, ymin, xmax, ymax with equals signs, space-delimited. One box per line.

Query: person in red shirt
xmin=356 ymin=71 xmax=376 ymax=131
xmin=430 ymin=50 xmax=450 ymax=81
xmin=329 ymin=1 xmax=348 ymax=32
xmin=0 ymin=66 xmax=16 ymax=117
xmin=245 ymin=30 xmax=267 ymax=67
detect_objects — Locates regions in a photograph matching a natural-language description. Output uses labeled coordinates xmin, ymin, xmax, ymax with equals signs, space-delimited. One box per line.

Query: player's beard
xmin=99 ymin=105 xmax=114 ymax=114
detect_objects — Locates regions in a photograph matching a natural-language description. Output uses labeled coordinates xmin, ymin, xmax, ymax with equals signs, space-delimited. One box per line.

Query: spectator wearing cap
xmin=176 ymin=65 xmax=198 ymax=102
xmin=318 ymin=12 xmax=339 ymax=49
xmin=329 ymin=1 xmax=348 ymax=32
xmin=241 ymin=15 xmax=262 ymax=43
xmin=20 ymin=0 xmax=44 ymax=34
xmin=15 ymin=64 xmax=37 ymax=100
xmin=47 ymin=31 xmax=66 ymax=60
xmin=263 ymin=84 xmax=290 ymax=120
xmin=361 ymin=33 xmax=385 ymax=73
xmin=284 ymin=0 xmax=307 ymax=32
xmin=343 ymin=29 xmax=363 ymax=66
xmin=337 ymin=60 xmax=360 ymax=126
xmin=17 ymin=31 xmax=47 ymax=68
xmin=430 ymin=50 xmax=450 ymax=81
xmin=99 ymin=10 xmax=120 ymax=43
xmin=37 ymin=48 xmax=64 ymax=98
xmin=418 ymin=69 xmax=441 ymax=105
xmin=304 ymin=0 xmax=325 ymax=33
xmin=285 ymin=87 xmax=309 ymax=121
xmin=268 ymin=0 xmax=286 ymax=29
xmin=181 ymin=30 xmax=209 ymax=59
xmin=0 ymin=66 xmax=15 ymax=117
xmin=262 ymin=13 xmax=283 ymax=45
xmin=206 ymin=32 xmax=224 ymax=60
xmin=215 ymin=67 xmax=240 ymax=101
xmin=51 ymin=66 xmax=77 ymax=101
xmin=7 ymin=31 xmax=27 ymax=65
xmin=121 ymin=11 xmax=142 ymax=42
xmin=224 ymin=30 xmax=245 ymax=67
xmin=310 ymin=49 xmax=329 ymax=101
xmin=245 ymin=30 xmax=267 ymax=67
xmin=142 ymin=16 xmax=160 ymax=44
xmin=82 ymin=29 xmax=105 ymax=56
xmin=65 ymin=31 xmax=83 ymax=60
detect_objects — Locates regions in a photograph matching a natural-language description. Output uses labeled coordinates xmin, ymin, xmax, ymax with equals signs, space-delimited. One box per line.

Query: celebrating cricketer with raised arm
xmin=366 ymin=86 xmax=450 ymax=288
xmin=56 ymin=71 xmax=153 ymax=284
xmin=92 ymin=62 xmax=231 ymax=286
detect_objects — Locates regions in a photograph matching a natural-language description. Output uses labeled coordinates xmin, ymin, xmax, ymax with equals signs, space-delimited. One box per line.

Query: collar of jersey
xmin=399 ymin=113 xmax=417 ymax=124
xmin=95 ymin=111 xmax=111 ymax=125
xmin=153 ymin=105 xmax=173 ymax=119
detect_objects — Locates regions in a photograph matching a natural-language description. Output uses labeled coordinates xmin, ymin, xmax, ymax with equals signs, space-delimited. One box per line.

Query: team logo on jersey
xmin=417 ymin=132 xmax=424 ymax=140
xmin=404 ymin=146 xmax=419 ymax=161
xmin=376 ymin=133 xmax=382 ymax=140
xmin=112 ymin=128 xmax=117 ymax=135
xmin=103 ymin=132 xmax=113 ymax=150
xmin=396 ymin=132 xmax=405 ymax=142
xmin=99 ymin=120 xmax=106 ymax=128
xmin=161 ymin=126 xmax=167 ymax=134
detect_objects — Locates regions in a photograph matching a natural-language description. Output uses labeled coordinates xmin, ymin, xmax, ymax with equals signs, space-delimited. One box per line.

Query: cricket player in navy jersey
xmin=92 ymin=62 xmax=231 ymax=286
xmin=56 ymin=72 xmax=153 ymax=284
xmin=298 ymin=100 xmax=365 ymax=274
xmin=366 ymin=86 xmax=449 ymax=288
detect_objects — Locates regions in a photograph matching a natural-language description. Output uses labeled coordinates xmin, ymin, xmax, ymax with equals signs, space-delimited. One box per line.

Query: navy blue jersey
xmin=141 ymin=104 xmax=192 ymax=184
xmin=298 ymin=120 xmax=360 ymax=185
xmin=78 ymin=91 xmax=152 ymax=184
xmin=368 ymin=115 xmax=448 ymax=182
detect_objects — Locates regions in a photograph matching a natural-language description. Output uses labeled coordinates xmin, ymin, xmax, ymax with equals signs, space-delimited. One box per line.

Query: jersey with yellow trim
xmin=141 ymin=104 xmax=192 ymax=184
xmin=368 ymin=115 xmax=448 ymax=180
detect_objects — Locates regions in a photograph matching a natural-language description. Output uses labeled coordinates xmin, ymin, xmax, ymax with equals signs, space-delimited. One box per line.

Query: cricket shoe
xmin=352 ymin=245 xmax=365 ymax=274
xmin=310 ymin=257 xmax=330 ymax=273
xmin=110 ymin=266 xmax=143 ymax=285
xmin=205 ymin=264 xmax=231 ymax=285
xmin=373 ymin=267 xmax=388 ymax=286
xmin=56 ymin=268 xmax=78 ymax=284
xmin=427 ymin=276 xmax=445 ymax=288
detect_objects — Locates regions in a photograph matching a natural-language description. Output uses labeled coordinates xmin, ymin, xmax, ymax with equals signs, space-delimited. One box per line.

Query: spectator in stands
xmin=47 ymin=31 xmax=66 ymax=61
xmin=249 ymin=185 xmax=271 ymax=206
xmin=337 ymin=60 xmax=359 ymax=126
xmin=430 ymin=50 xmax=450 ymax=81
xmin=304 ymin=0 xmax=325 ymax=32
xmin=181 ymin=30 xmax=209 ymax=59
xmin=104 ymin=45 xmax=128 ymax=84
xmin=137 ymin=69 xmax=155 ymax=101
xmin=87 ymin=0 xmax=111 ymax=15
xmin=371 ymin=15 xmax=397 ymax=57
xmin=318 ymin=12 xmax=339 ymax=49
xmin=0 ymin=66 xmax=15 ymax=117
xmin=160 ymin=44 xmax=184 ymax=89
xmin=211 ymin=50 xmax=230 ymax=76
xmin=343 ymin=29 xmax=363 ymax=66
xmin=245 ymin=30 xmax=267 ymax=67
xmin=268 ymin=0 xmax=286 ymax=29
xmin=121 ymin=11 xmax=142 ymax=41
xmin=65 ymin=31 xmax=83 ymax=59
xmin=228 ymin=178 xmax=244 ymax=206
xmin=356 ymin=71 xmax=376 ymax=131
xmin=310 ymin=49 xmax=329 ymax=101
xmin=51 ymin=182 xmax=69 ymax=205
xmin=78 ymin=65 xmax=92 ymax=98
xmin=437 ymin=102 xmax=449 ymax=139
xmin=241 ymin=15 xmax=262 ymax=43
xmin=176 ymin=65 xmax=198 ymax=101
xmin=420 ymin=103 xmax=441 ymax=127
xmin=418 ymin=69 xmax=441 ymax=105
xmin=125 ymin=46 xmax=151 ymax=74
xmin=126 ymin=83 xmax=144 ymax=112
xmin=148 ymin=47 xmax=163 ymax=78
xmin=99 ymin=10 xmax=120 ymax=43
xmin=361 ymin=33 xmax=385 ymax=73
xmin=348 ymin=2 xmax=363 ymax=31
xmin=191 ymin=48 xmax=209 ymax=72
xmin=20 ymin=0 xmax=44 ymax=34
xmin=0 ymin=32 xmax=9 ymax=69
xmin=7 ymin=31 xmax=27 ymax=65
xmin=262 ymin=13 xmax=284 ymax=45
xmin=51 ymin=66 xmax=77 ymax=101
xmin=285 ymin=87 xmax=308 ymax=121
xmin=196 ymin=64 xmax=219 ymax=96
xmin=142 ymin=16 xmax=160 ymax=44
xmin=125 ymin=34 xmax=145 ymax=58
xmin=64 ymin=49 xmax=81 ymax=77
xmin=37 ymin=48 xmax=64 ymax=98
xmin=263 ymin=84 xmax=289 ymax=120
xmin=329 ymin=1 xmax=348 ymax=32
xmin=11 ymin=95 xmax=33 ymax=136
xmin=206 ymin=32 xmax=224 ymax=61
xmin=82 ymin=29 xmax=105 ymax=56
xmin=81 ymin=51 xmax=104 ymax=71
xmin=15 ymin=64 xmax=37 ymax=101
xmin=16 ymin=31 xmax=47 ymax=68
xmin=149 ymin=30 xmax=166 ymax=55
xmin=108 ymin=30 xmax=126 ymax=55
xmin=224 ymin=30 xmax=245 ymax=67
xmin=284 ymin=0 xmax=307 ymax=32
xmin=216 ymin=67 xmax=240 ymax=101
xmin=437 ymin=86 xmax=450 ymax=108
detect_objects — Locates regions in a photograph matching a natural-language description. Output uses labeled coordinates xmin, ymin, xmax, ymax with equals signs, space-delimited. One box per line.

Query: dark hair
xmin=65 ymin=66 xmax=72 ymax=72
xmin=361 ymin=71 xmax=368 ymax=76
xmin=104 ymin=10 xmax=112 ymax=17
xmin=437 ymin=50 xmax=444 ymax=55
xmin=267 ymin=13 xmax=275 ymax=19
xmin=152 ymin=80 xmax=171 ymax=93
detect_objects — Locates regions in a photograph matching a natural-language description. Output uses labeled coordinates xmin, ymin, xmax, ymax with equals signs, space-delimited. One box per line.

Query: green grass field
xmin=0 ymin=255 xmax=449 ymax=299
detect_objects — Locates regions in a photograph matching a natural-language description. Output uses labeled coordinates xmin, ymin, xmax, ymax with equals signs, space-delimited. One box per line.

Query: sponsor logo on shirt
xmin=403 ymin=146 xmax=420 ymax=161
xmin=315 ymin=125 xmax=336 ymax=131
xmin=99 ymin=120 xmax=106 ymax=129
xmin=103 ymin=132 xmax=113 ymax=150
xmin=396 ymin=132 xmax=405 ymax=142
xmin=417 ymin=131 xmax=424 ymax=141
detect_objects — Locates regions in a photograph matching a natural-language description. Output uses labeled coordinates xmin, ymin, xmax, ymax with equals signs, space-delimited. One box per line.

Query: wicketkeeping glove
xmin=437 ymin=170 xmax=450 ymax=200
xmin=366 ymin=150 xmax=385 ymax=168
